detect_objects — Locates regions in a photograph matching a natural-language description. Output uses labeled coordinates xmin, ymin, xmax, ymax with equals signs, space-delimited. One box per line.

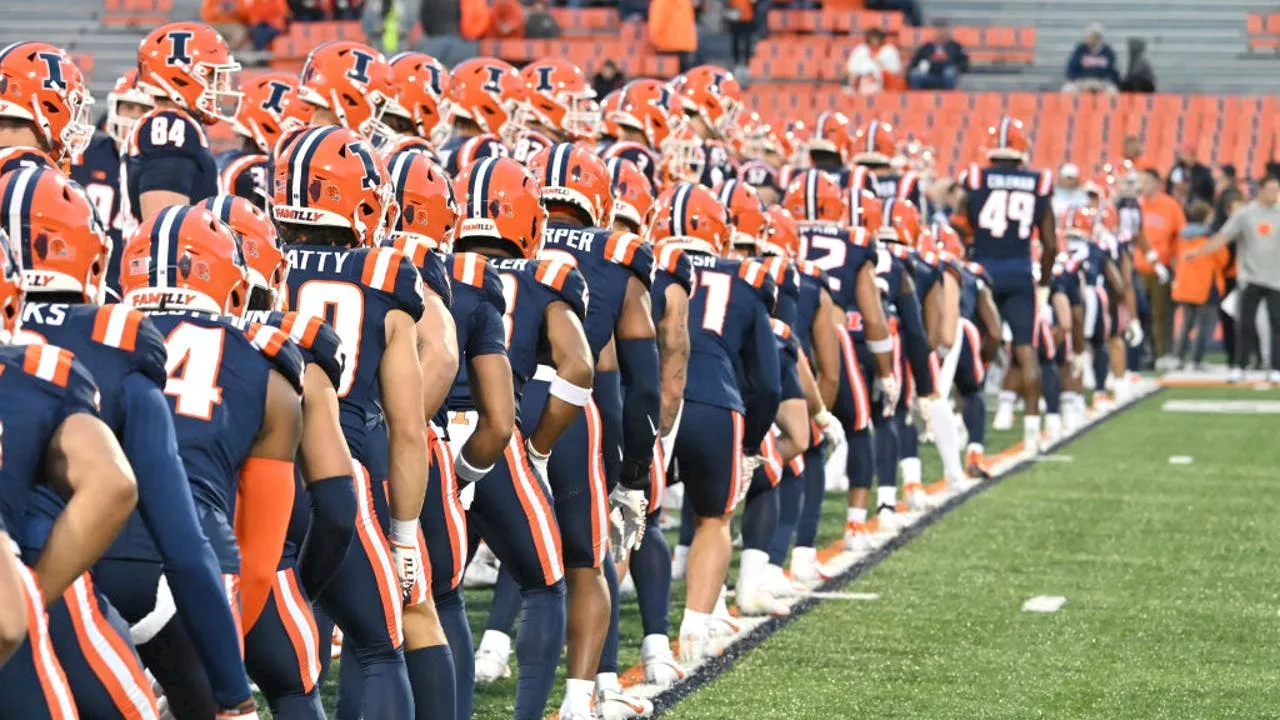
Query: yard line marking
xmin=1021 ymin=595 xmax=1067 ymax=613
xmin=1168 ymin=455 xmax=1195 ymax=465
xmin=1162 ymin=399 xmax=1280 ymax=414
xmin=796 ymin=591 xmax=881 ymax=601
xmin=1035 ymin=455 xmax=1074 ymax=462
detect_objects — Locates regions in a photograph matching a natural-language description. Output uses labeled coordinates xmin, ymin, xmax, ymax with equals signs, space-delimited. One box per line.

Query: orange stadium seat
xmin=548 ymin=8 xmax=617 ymax=35
xmin=1247 ymin=13 xmax=1280 ymax=53
xmin=102 ymin=0 xmax=173 ymax=27
xmin=70 ymin=53 xmax=95 ymax=83
xmin=269 ymin=21 xmax=367 ymax=71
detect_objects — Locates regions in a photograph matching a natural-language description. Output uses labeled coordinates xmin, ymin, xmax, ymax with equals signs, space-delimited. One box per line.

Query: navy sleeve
xmin=895 ymin=286 xmax=934 ymax=391
xmin=741 ymin=300 xmax=782 ymax=450
xmin=119 ymin=372 xmax=251 ymax=708
xmin=469 ymin=300 xmax=508 ymax=357
xmin=1066 ymin=45 xmax=1085 ymax=80
xmin=778 ymin=338 xmax=804 ymax=402
xmin=298 ymin=474 xmax=356 ymax=597
xmin=137 ymin=155 xmax=198 ymax=198
xmin=616 ymin=337 xmax=661 ymax=487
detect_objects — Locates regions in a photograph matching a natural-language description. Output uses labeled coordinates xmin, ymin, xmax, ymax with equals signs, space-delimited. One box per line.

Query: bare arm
xmin=299 ymin=365 xmax=355 ymax=482
xmin=656 ymin=284 xmax=690 ymax=435
xmin=416 ymin=294 xmax=460 ymax=420
xmin=462 ymin=354 xmax=516 ymax=468
xmin=1051 ymin=292 xmax=1072 ymax=347
xmin=856 ymin=263 xmax=893 ymax=377
xmin=1038 ymin=209 xmax=1058 ymax=285
xmin=774 ymin=397 xmax=810 ymax=464
xmin=139 ymin=190 xmax=190 ymax=221
xmin=380 ymin=309 xmax=428 ymax=523
xmin=527 ymin=302 xmax=594 ymax=455
xmin=976 ymin=285 xmax=1002 ymax=364
xmin=810 ymin=289 xmax=841 ymax=409
xmin=923 ymin=283 xmax=948 ymax=350
xmin=0 ymin=535 xmax=27 ymax=664
xmin=37 ymin=413 xmax=138 ymax=605
xmin=796 ymin=352 xmax=824 ymax=419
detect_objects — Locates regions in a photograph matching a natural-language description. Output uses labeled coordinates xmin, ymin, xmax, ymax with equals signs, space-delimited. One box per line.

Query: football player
xmin=599 ymin=79 xmax=671 ymax=188
xmin=0 ymin=518 xmax=28 ymax=666
xmin=647 ymin=182 xmax=780 ymax=663
xmin=387 ymin=52 xmax=451 ymax=151
xmin=298 ymin=40 xmax=405 ymax=152
xmin=126 ymin=22 xmax=240 ymax=221
xmin=452 ymin=156 xmax=594 ymax=720
xmin=956 ymin=117 xmax=1057 ymax=454
xmin=0 ymin=42 xmax=93 ymax=172
xmin=437 ymin=58 xmax=518 ymax=176
xmin=606 ymin=157 xmax=655 ymax=235
xmin=7 ymin=168 xmax=255 ymax=717
xmin=219 ymin=72 xmax=304 ymax=209
xmin=854 ymin=120 xmax=925 ymax=209
xmin=788 ymin=169 xmax=897 ymax=552
xmin=671 ymin=66 xmax=741 ymax=188
xmin=0 ymin=231 xmax=144 ymax=719
xmin=509 ymin=60 xmax=598 ymax=164
xmin=275 ymin=126 xmax=427 ymax=717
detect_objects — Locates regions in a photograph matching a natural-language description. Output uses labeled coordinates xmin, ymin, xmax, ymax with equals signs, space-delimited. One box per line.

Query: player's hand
xmin=389 ymin=538 xmax=421 ymax=599
xmin=1123 ymin=318 xmax=1145 ymax=348
xmin=609 ymin=487 xmax=648 ymax=563
xmin=874 ymin=374 xmax=900 ymax=417
xmin=216 ymin=700 xmax=261 ymax=719
xmin=1069 ymin=353 xmax=1087 ymax=378
xmin=813 ymin=409 xmax=846 ymax=449
xmin=1155 ymin=263 xmax=1171 ymax=284
xmin=525 ymin=440 xmax=551 ymax=482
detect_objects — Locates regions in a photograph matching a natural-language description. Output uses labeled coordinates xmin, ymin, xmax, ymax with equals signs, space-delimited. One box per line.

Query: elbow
xmin=106 ymin=468 xmax=140 ymax=520
xmin=478 ymin=408 xmax=515 ymax=460
xmin=0 ymin=615 xmax=23 ymax=663
xmin=559 ymin=355 xmax=595 ymax=390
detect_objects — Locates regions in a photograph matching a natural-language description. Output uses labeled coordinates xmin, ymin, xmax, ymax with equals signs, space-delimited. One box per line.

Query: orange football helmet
xmin=761 ymin=206 xmax=800 ymax=258
xmin=606 ymin=156 xmax=654 ymax=232
xmin=0 ymin=166 xmax=110 ymax=302
xmin=599 ymin=89 xmax=625 ymax=140
xmin=120 ymin=204 xmax=249 ymax=316
xmin=232 ymin=72 xmax=300 ymax=155
xmin=272 ymin=125 xmax=397 ymax=247
xmin=809 ymin=112 xmax=855 ymax=165
xmin=853 ymin=119 xmax=895 ymax=166
xmin=447 ymin=57 xmax=522 ymax=142
xmin=734 ymin=111 xmax=771 ymax=161
xmin=674 ymin=65 xmax=742 ymax=140
xmin=528 ymin=143 xmax=614 ymax=227
xmin=986 ymin=116 xmax=1029 ymax=162
xmin=387 ymin=150 xmax=456 ymax=251
xmin=105 ymin=69 xmax=154 ymax=148
xmin=518 ymin=59 xmax=599 ymax=140
xmin=930 ymin=221 xmax=963 ymax=257
xmin=780 ymin=119 xmax=811 ymax=167
xmin=136 ymin=22 xmax=241 ymax=125
xmin=659 ymin=122 xmax=705 ymax=186
xmin=200 ymin=194 xmax=287 ymax=309
xmin=877 ymin=198 xmax=921 ymax=246
xmin=716 ymin=179 xmax=766 ymax=251
xmin=0 ymin=227 xmax=22 ymax=344
xmin=454 ymin=156 xmax=546 ymax=259
xmin=646 ymin=183 xmax=729 ymax=256
xmin=1062 ymin=205 xmax=1098 ymax=239
xmin=389 ymin=52 xmax=450 ymax=146
xmin=782 ymin=169 xmax=847 ymax=225
xmin=614 ymin=79 xmax=678 ymax=150
xmin=299 ymin=41 xmax=404 ymax=147
xmin=847 ymin=187 xmax=882 ymax=230
xmin=0 ymin=42 xmax=94 ymax=160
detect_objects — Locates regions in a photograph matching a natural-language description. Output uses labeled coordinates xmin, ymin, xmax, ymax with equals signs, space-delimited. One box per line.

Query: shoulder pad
xmin=533 ymin=259 xmax=589 ymax=319
xmin=129 ymin=107 xmax=209 ymax=156
xmin=361 ymin=247 xmax=427 ymax=321
xmin=387 ymin=239 xmax=451 ymax=307
xmin=654 ymin=243 xmax=694 ymax=294
xmin=849 ymin=227 xmax=873 ymax=248
xmin=769 ymin=318 xmax=792 ymax=340
xmin=274 ymin=311 xmax=345 ymax=391
xmin=604 ymin=232 xmax=654 ymax=288
xmin=737 ymin=259 xmax=779 ymax=312
xmin=89 ymin=305 xmax=168 ymax=388
xmin=243 ymin=323 xmax=305 ymax=394
xmin=451 ymin=253 xmax=506 ymax=315
xmin=13 ymin=344 xmax=101 ymax=413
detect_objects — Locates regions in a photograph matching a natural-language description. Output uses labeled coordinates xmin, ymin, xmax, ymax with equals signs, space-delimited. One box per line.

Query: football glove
xmin=525 ymin=440 xmax=551 ymax=482
xmin=1123 ymin=318 xmax=1145 ymax=348
xmin=873 ymin=374 xmax=900 ymax=416
xmin=619 ymin=455 xmax=652 ymax=492
xmin=736 ymin=455 xmax=763 ymax=507
xmin=609 ymin=486 xmax=648 ymax=563
xmin=1154 ymin=263 xmax=1171 ymax=285
xmin=389 ymin=520 xmax=422 ymax=599
xmin=813 ymin=409 xmax=846 ymax=449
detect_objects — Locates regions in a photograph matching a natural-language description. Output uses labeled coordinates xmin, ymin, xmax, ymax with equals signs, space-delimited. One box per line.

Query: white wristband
xmin=454 ymin=450 xmax=493 ymax=484
xmin=867 ymin=337 xmax=894 ymax=354
xmin=390 ymin=518 xmax=419 ymax=546
xmin=549 ymin=375 xmax=592 ymax=407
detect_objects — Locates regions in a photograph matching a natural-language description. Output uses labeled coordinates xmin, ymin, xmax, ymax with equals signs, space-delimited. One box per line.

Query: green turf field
xmin=665 ymin=387 xmax=1280 ymax=720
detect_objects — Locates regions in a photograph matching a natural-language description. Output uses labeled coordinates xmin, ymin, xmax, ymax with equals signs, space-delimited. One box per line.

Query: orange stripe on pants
xmin=585 ymin=399 xmax=609 ymax=567
xmin=275 ymin=569 xmax=321 ymax=693
xmin=429 ymin=425 xmax=468 ymax=590
xmin=352 ymin=461 xmax=404 ymax=648
xmin=724 ymin=412 xmax=746 ymax=514
xmin=64 ymin=574 xmax=159 ymax=719
xmin=506 ymin=433 xmax=565 ymax=585
xmin=19 ymin=563 xmax=77 ymax=719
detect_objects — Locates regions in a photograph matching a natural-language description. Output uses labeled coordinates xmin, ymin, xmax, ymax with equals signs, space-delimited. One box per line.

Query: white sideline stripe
xmin=795 ymin=591 xmax=881 ymax=601
xmin=1168 ymin=455 xmax=1195 ymax=465
xmin=1162 ymin=399 xmax=1280 ymax=414
xmin=1021 ymin=595 xmax=1067 ymax=613
xmin=1035 ymin=455 xmax=1075 ymax=463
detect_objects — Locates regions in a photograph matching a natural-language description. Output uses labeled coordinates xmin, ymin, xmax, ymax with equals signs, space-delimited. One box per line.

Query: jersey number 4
xmin=164 ymin=323 xmax=224 ymax=420
xmin=977 ymin=189 xmax=1036 ymax=240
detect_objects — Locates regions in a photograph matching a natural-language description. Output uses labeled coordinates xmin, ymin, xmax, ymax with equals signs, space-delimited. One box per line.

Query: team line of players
xmin=0 ymin=19 xmax=1155 ymax=720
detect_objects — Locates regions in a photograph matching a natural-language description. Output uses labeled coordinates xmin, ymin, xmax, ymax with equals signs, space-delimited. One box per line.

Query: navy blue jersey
xmin=70 ymin=132 xmax=127 ymax=297
xmin=438 ymin=133 xmax=508 ymax=178
xmin=755 ymin=255 xmax=800 ymax=332
xmin=738 ymin=160 xmax=782 ymax=197
xmin=284 ymin=245 xmax=426 ymax=464
xmin=792 ymin=260 xmax=832 ymax=360
xmin=490 ymin=256 xmax=589 ymax=401
xmin=124 ymin=107 xmax=220 ymax=222
xmin=874 ymin=245 xmax=908 ymax=317
xmin=682 ymin=251 xmax=778 ymax=414
xmin=384 ymin=237 xmax=452 ymax=307
xmin=873 ymin=170 xmax=924 ymax=210
xmin=956 ymin=260 xmax=991 ymax=322
xmin=599 ymin=140 xmax=660 ymax=188
xmin=0 ymin=344 xmax=99 ymax=540
xmin=240 ymin=310 xmax=346 ymax=391
xmin=443 ymin=252 xmax=508 ymax=414
xmin=798 ymin=225 xmax=877 ymax=314
xmin=216 ymin=148 xmax=271 ymax=211
xmin=651 ymin=242 xmax=695 ymax=323
xmin=837 ymin=165 xmax=879 ymax=197
xmin=700 ymin=140 xmax=736 ymax=188
xmin=901 ymin=246 xmax=944 ymax=301
xmin=1050 ymin=261 xmax=1082 ymax=309
xmin=148 ymin=311 xmax=303 ymax=519
xmin=961 ymin=163 xmax=1053 ymax=272
xmin=509 ymin=128 xmax=555 ymax=165
xmin=1066 ymin=234 xmax=1110 ymax=288
xmin=540 ymin=224 xmax=653 ymax=360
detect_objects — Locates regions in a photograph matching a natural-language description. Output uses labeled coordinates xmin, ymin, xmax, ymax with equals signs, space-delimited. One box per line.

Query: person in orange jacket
xmin=649 ymin=0 xmax=697 ymax=71
xmin=1172 ymin=201 xmax=1229 ymax=369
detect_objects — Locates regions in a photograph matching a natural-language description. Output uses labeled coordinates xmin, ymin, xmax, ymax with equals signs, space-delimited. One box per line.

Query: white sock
xmin=562 ymin=678 xmax=595 ymax=713
xmin=877 ymin=486 xmax=897 ymax=510
xmin=596 ymin=671 xmax=619 ymax=692
xmin=998 ymin=390 xmax=1016 ymax=409
xmin=478 ymin=629 xmax=511 ymax=656
xmin=738 ymin=549 xmax=768 ymax=588
xmin=846 ymin=506 xmax=867 ymax=525
xmin=899 ymin=456 xmax=922 ymax=486
xmin=1024 ymin=414 xmax=1041 ymax=441
xmin=1045 ymin=413 xmax=1062 ymax=437
xmin=680 ymin=608 xmax=709 ymax=636
xmin=672 ymin=544 xmax=689 ymax=563
xmin=926 ymin=397 xmax=964 ymax=480
xmin=967 ymin=442 xmax=984 ymax=455
xmin=713 ymin=586 xmax=730 ymax=616
xmin=789 ymin=545 xmax=815 ymax=567
xmin=642 ymin=634 xmax=671 ymax=659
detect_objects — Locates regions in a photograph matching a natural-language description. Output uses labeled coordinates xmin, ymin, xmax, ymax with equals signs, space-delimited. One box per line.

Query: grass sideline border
xmin=649 ymin=387 xmax=1164 ymax=717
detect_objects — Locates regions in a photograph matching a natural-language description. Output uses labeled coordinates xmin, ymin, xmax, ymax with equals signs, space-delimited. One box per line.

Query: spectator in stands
xmin=1064 ymin=22 xmax=1120 ymax=93
xmin=847 ymin=28 xmax=903 ymax=94
xmin=865 ymin=0 xmax=922 ymax=27
xmin=203 ymin=0 xmax=287 ymax=54
xmin=1167 ymin=143 xmax=1215 ymax=209
xmin=727 ymin=0 xmax=757 ymax=78
xmin=1212 ymin=165 xmax=1243 ymax=233
xmin=650 ymin=0 xmax=698 ymax=72
xmin=592 ymin=60 xmax=625 ymax=99
xmin=1189 ymin=175 xmax=1280 ymax=383
xmin=418 ymin=0 xmax=479 ymax=65
xmin=1172 ymin=200 xmax=1229 ymax=370
xmin=525 ymin=0 xmax=561 ymax=38
xmin=1052 ymin=162 xmax=1088 ymax=218
xmin=1137 ymin=167 xmax=1185 ymax=368
xmin=1119 ymin=37 xmax=1156 ymax=93
xmin=906 ymin=20 xmax=967 ymax=91
xmin=1121 ymin=135 xmax=1148 ymax=170
xmin=362 ymin=0 xmax=417 ymax=53
xmin=291 ymin=0 xmax=363 ymax=20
